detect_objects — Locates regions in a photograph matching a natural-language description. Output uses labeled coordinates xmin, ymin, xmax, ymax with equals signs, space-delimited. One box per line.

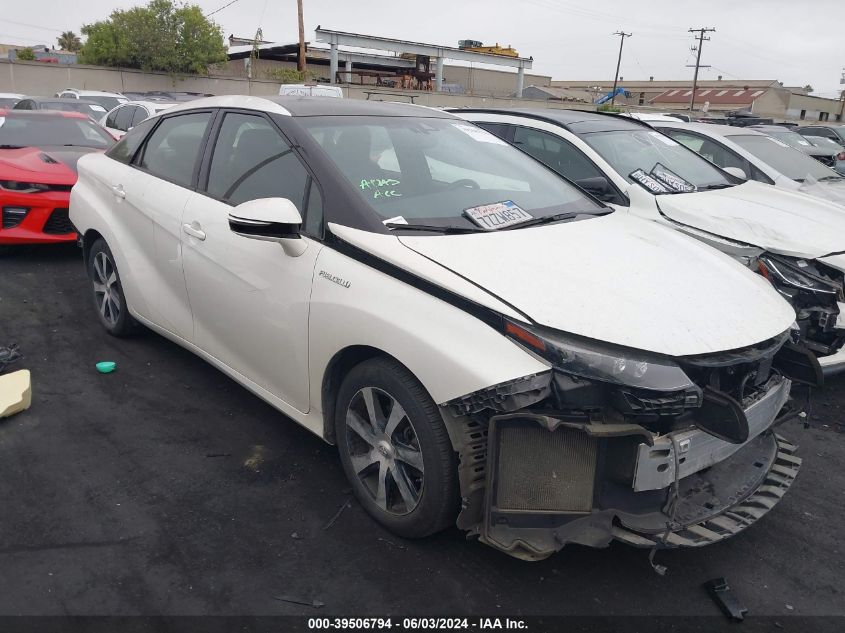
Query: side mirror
xmin=228 ymin=197 xmax=307 ymax=257
xmin=575 ymin=176 xmax=614 ymax=201
xmin=723 ymin=166 xmax=747 ymax=180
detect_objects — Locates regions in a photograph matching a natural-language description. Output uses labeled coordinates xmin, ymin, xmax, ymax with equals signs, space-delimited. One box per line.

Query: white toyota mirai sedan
xmin=70 ymin=96 xmax=812 ymax=560
xmin=452 ymin=108 xmax=845 ymax=376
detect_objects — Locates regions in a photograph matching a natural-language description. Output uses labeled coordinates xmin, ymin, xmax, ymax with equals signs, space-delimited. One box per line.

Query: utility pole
xmin=610 ymin=31 xmax=632 ymax=105
xmin=839 ymin=68 xmax=844 ymax=121
xmin=687 ymin=27 xmax=715 ymax=111
xmin=297 ymin=0 xmax=306 ymax=73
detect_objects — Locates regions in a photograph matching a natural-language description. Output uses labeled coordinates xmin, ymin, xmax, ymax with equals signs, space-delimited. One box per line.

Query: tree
xmin=803 ymin=84 xmax=814 ymax=93
xmin=78 ymin=0 xmax=227 ymax=74
xmin=16 ymin=48 xmax=36 ymax=61
xmin=57 ymin=31 xmax=82 ymax=52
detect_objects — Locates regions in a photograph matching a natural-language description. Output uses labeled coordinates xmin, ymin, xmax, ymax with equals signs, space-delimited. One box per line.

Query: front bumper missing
xmin=632 ymin=376 xmax=790 ymax=491
xmin=613 ymin=434 xmax=800 ymax=548
xmin=475 ymin=385 xmax=799 ymax=560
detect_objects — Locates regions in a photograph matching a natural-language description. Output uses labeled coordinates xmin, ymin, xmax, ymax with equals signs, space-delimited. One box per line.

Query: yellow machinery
xmin=457 ymin=40 xmax=519 ymax=57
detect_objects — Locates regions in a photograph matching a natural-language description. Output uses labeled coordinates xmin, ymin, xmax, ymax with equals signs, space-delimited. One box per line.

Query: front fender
xmin=308 ymin=245 xmax=549 ymax=425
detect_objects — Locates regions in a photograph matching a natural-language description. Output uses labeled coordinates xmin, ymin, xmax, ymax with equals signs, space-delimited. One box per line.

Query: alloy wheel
xmin=92 ymin=251 xmax=121 ymax=327
xmin=345 ymin=386 xmax=425 ymax=515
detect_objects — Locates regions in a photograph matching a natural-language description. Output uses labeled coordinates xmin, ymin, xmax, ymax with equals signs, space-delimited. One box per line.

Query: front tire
xmin=87 ymin=238 xmax=139 ymax=337
xmin=335 ymin=357 xmax=459 ymax=538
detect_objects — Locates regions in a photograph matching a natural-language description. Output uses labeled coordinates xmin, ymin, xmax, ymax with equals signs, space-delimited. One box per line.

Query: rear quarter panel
xmin=69 ymin=153 xmax=154 ymax=319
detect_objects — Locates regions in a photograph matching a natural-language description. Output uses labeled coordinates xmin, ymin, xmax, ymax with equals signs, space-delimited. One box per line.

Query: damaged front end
xmin=441 ymin=323 xmax=818 ymax=560
xmin=756 ymin=253 xmax=845 ymax=376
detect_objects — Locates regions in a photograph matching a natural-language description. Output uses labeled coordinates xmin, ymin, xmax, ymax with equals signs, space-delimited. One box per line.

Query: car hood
xmin=0 ymin=145 xmax=99 ymax=184
xmin=656 ymin=180 xmax=845 ymax=258
xmin=371 ymin=213 xmax=794 ymax=357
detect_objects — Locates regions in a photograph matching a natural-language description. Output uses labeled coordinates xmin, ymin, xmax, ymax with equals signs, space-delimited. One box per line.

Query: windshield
xmin=768 ymin=130 xmax=815 ymax=150
xmin=84 ymin=96 xmax=126 ymax=111
xmin=806 ymin=136 xmax=844 ymax=151
xmin=0 ymin=114 xmax=114 ymax=149
xmin=42 ymin=101 xmax=107 ymax=117
xmin=581 ymin=129 xmax=733 ymax=192
xmin=300 ymin=116 xmax=606 ymax=230
xmin=731 ymin=135 xmax=841 ymax=181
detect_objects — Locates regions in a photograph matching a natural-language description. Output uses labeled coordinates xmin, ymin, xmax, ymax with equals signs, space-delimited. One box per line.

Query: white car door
xmin=128 ymin=110 xmax=215 ymax=340
xmin=181 ymin=110 xmax=323 ymax=413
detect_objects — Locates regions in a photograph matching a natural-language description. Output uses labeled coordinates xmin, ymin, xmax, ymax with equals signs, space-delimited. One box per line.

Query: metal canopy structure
xmin=227 ymin=42 xmax=415 ymax=71
xmin=314 ymin=27 xmax=533 ymax=96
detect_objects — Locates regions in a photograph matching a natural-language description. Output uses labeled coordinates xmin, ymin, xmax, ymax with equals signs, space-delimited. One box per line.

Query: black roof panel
xmin=449 ymin=107 xmax=649 ymax=133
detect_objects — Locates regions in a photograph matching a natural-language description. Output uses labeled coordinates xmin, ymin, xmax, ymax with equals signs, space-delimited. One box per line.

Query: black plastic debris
xmin=705 ymin=577 xmax=748 ymax=621
xmin=0 ymin=344 xmax=22 ymax=374
xmin=273 ymin=595 xmax=325 ymax=608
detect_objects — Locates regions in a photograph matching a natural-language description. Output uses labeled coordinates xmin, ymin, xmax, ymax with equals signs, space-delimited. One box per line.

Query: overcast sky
xmin=3 ymin=0 xmax=843 ymax=97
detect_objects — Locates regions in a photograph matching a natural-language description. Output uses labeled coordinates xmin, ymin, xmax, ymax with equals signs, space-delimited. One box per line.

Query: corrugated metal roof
xmin=650 ymin=87 xmax=766 ymax=104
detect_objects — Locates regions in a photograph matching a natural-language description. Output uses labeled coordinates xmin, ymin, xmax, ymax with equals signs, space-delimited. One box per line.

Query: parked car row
xmin=6 ymin=94 xmax=845 ymax=560
xmin=57 ymin=95 xmax=834 ymax=561
xmin=453 ymin=109 xmax=845 ymax=375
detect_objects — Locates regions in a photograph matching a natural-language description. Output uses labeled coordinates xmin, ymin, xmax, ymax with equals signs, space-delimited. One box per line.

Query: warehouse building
xmin=551 ymin=78 xmax=844 ymax=122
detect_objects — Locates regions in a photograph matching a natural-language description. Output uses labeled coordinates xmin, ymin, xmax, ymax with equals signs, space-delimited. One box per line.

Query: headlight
xmin=0 ymin=180 xmax=50 ymax=194
xmin=758 ymin=255 xmax=838 ymax=295
xmin=504 ymin=320 xmax=694 ymax=391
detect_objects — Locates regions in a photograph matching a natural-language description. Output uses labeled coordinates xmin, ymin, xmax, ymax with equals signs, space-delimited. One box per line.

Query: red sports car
xmin=0 ymin=109 xmax=114 ymax=245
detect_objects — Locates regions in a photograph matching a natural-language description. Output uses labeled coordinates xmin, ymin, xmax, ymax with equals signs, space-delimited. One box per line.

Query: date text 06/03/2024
xmin=307 ymin=617 xmax=528 ymax=630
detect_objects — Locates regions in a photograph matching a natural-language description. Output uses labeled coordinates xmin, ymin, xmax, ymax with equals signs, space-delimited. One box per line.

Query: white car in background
xmin=100 ymin=100 xmax=177 ymax=138
xmin=651 ymin=121 xmax=845 ymax=203
xmin=278 ymin=83 xmax=343 ymax=97
xmin=56 ymin=89 xmax=128 ymax=112
xmin=0 ymin=92 xmax=25 ymax=108
xmin=623 ymin=112 xmax=691 ymax=123
xmin=70 ymin=96 xmax=808 ymax=560
xmin=453 ymin=108 xmax=845 ymax=375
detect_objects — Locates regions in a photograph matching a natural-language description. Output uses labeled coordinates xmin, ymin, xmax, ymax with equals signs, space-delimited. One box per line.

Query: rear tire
xmin=87 ymin=238 xmax=140 ymax=337
xmin=334 ymin=357 xmax=459 ymax=538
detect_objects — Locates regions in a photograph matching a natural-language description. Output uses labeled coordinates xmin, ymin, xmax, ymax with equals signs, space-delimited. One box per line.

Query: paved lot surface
xmin=1 ymin=244 xmax=844 ymax=624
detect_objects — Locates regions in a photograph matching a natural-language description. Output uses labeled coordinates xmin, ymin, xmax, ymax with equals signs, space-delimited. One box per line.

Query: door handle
xmin=182 ymin=222 xmax=206 ymax=241
xmin=110 ymin=184 xmax=125 ymax=199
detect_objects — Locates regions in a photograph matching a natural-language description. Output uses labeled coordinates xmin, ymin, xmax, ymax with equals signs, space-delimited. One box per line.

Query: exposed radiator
xmin=493 ymin=423 xmax=598 ymax=513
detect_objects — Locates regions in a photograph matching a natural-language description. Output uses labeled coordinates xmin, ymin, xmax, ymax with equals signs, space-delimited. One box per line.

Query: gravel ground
xmin=0 ymin=243 xmax=843 ymax=628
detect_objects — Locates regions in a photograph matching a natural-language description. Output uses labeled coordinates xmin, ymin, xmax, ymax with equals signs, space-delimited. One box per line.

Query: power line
xmin=0 ymin=18 xmax=63 ymax=33
xmin=206 ymin=0 xmax=243 ymax=17
xmin=687 ymin=27 xmax=715 ymax=111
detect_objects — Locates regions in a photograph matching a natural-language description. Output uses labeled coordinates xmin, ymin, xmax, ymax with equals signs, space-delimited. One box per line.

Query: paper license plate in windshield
xmin=650 ymin=163 xmax=696 ymax=193
xmin=464 ymin=200 xmax=533 ymax=230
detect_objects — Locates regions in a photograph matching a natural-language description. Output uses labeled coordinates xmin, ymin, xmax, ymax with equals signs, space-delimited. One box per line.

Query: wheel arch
xmin=81 ymin=228 xmax=105 ymax=267
xmin=321 ymin=345 xmax=411 ymax=444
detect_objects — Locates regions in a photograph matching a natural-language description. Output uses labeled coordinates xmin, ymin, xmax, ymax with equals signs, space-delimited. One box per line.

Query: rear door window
xmin=663 ymin=129 xmax=753 ymax=175
xmin=138 ymin=112 xmax=212 ymax=188
xmin=512 ymin=126 xmax=605 ymax=183
xmin=106 ymin=118 xmax=157 ymax=164
xmin=114 ymin=106 xmax=135 ymax=131
xmin=130 ymin=106 xmax=149 ymax=128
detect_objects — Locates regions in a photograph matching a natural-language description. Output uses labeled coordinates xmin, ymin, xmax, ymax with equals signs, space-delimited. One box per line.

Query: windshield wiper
xmin=384 ymin=222 xmax=487 ymax=234
xmin=698 ymin=183 xmax=736 ymax=190
xmin=0 ymin=144 xmax=25 ymax=149
xmin=818 ymin=175 xmax=844 ymax=182
xmin=504 ymin=208 xmax=613 ymax=230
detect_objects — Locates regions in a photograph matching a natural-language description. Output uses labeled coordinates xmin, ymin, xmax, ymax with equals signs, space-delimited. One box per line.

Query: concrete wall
xmin=0 ymin=59 xmax=283 ymax=96
xmin=441 ymin=65 xmax=551 ymax=97
xmin=0 ymin=59 xmax=594 ymax=112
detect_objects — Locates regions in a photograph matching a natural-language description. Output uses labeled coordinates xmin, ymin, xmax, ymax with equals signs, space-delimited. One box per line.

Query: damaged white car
xmin=71 ymin=97 xmax=812 ymax=560
xmin=454 ymin=109 xmax=845 ymax=377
